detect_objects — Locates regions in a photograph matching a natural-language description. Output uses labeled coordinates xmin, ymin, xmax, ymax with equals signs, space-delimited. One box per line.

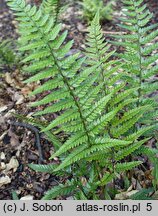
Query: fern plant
xmin=80 ymin=0 xmax=114 ymax=23
xmin=0 ymin=40 xmax=16 ymax=70
xmin=110 ymin=0 xmax=158 ymax=188
xmin=7 ymin=0 xmax=157 ymax=200
xmin=110 ymin=0 xmax=158 ymax=133
xmin=83 ymin=11 xmax=152 ymax=169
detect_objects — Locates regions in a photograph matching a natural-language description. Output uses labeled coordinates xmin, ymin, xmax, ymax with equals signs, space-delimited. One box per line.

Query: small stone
xmin=20 ymin=195 xmax=34 ymax=200
xmin=0 ymin=106 xmax=8 ymax=113
xmin=5 ymin=72 xmax=13 ymax=85
xmin=115 ymin=190 xmax=139 ymax=200
xmin=0 ymin=162 xmax=6 ymax=170
xmin=5 ymin=157 xmax=19 ymax=172
xmin=66 ymin=196 xmax=74 ymax=200
xmin=53 ymin=157 xmax=59 ymax=161
xmin=0 ymin=152 xmax=6 ymax=160
xmin=0 ymin=176 xmax=11 ymax=187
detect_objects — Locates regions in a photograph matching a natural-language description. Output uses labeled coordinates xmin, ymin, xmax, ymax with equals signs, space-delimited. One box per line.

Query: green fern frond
xmin=54 ymin=139 xmax=132 ymax=171
xmin=42 ymin=183 xmax=76 ymax=200
xmin=115 ymin=161 xmax=142 ymax=172
xmin=14 ymin=4 xmax=129 ymax=161
xmin=28 ymin=163 xmax=58 ymax=173
xmin=85 ymin=11 xmax=123 ymax=95
xmin=115 ymin=138 xmax=149 ymax=161
xmin=124 ymin=125 xmax=154 ymax=141
xmin=111 ymin=0 xmax=158 ymax=130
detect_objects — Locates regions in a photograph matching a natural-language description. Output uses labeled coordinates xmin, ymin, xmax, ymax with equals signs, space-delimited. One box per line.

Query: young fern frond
xmin=110 ymin=0 xmax=158 ymax=129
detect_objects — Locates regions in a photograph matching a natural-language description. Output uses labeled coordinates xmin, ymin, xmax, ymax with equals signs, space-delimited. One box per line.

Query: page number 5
xmin=146 ymin=203 xmax=152 ymax=211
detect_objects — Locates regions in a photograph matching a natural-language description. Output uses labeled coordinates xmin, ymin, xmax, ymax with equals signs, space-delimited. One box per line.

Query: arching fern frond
xmin=110 ymin=0 xmax=158 ymax=131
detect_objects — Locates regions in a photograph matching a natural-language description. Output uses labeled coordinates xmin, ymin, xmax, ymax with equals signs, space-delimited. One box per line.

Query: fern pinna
xmin=110 ymin=0 xmax=158 ymax=132
xmin=7 ymin=0 xmax=155 ymax=199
